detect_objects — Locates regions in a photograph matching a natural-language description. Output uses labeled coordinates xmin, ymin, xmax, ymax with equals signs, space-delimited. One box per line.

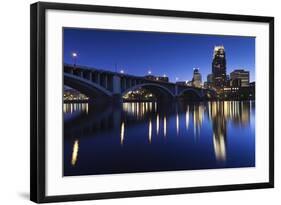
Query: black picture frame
xmin=30 ymin=2 xmax=274 ymax=203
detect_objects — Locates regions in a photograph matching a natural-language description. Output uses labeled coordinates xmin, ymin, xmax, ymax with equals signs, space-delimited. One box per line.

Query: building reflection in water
xmin=208 ymin=101 xmax=251 ymax=161
xmin=120 ymin=122 xmax=125 ymax=145
xmin=176 ymin=112 xmax=179 ymax=136
xmin=71 ymin=140 xmax=79 ymax=166
xmin=185 ymin=105 xmax=189 ymax=132
xmin=210 ymin=102 xmax=227 ymax=161
xmin=163 ymin=115 xmax=167 ymax=138
xmin=65 ymin=100 xmax=253 ymax=165
xmin=64 ymin=103 xmax=88 ymax=114
xmin=123 ymin=102 xmax=158 ymax=118
xmin=192 ymin=104 xmax=204 ymax=139
xmin=156 ymin=114 xmax=159 ymax=135
xmin=148 ymin=119 xmax=152 ymax=143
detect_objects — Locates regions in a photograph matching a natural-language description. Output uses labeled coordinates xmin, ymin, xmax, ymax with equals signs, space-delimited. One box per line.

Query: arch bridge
xmin=64 ymin=64 xmax=216 ymax=102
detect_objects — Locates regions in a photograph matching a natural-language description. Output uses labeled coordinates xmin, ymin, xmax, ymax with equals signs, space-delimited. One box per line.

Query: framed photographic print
xmin=30 ymin=2 xmax=274 ymax=203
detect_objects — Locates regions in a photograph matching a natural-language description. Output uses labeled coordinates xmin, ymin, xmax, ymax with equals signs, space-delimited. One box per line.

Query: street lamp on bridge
xmin=71 ymin=52 xmax=77 ymax=67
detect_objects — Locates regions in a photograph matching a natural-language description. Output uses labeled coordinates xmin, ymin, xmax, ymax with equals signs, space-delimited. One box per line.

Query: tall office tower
xmin=207 ymin=74 xmax=213 ymax=84
xmin=212 ymin=46 xmax=227 ymax=89
xmin=192 ymin=68 xmax=202 ymax=88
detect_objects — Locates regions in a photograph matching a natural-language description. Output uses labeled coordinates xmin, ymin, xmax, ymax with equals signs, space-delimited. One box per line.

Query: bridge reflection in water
xmin=63 ymin=101 xmax=255 ymax=176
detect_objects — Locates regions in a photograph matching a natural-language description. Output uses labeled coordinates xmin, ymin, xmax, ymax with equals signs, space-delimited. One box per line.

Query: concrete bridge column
xmin=175 ymin=85 xmax=179 ymax=96
xmin=96 ymin=73 xmax=100 ymax=85
xmin=133 ymin=79 xmax=136 ymax=86
xmin=120 ymin=78 xmax=123 ymax=91
xmin=104 ymin=75 xmax=108 ymax=89
xmin=89 ymin=72 xmax=93 ymax=81
xmin=84 ymin=71 xmax=90 ymax=81
xmin=69 ymin=68 xmax=74 ymax=75
xmin=113 ymin=75 xmax=121 ymax=94
xmin=123 ymin=78 xmax=127 ymax=90
xmin=112 ymin=75 xmax=122 ymax=103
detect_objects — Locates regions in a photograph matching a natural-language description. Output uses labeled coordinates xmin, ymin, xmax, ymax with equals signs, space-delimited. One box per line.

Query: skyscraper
xmin=212 ymin=46 xmax=227 ymax=89
xmin=204 ymin=74 xmax=214 ymax=89
xmin=192 ymin=68 xmax=202 ymax=88
xmin=207 ymin=74 xmax=213 ymax=84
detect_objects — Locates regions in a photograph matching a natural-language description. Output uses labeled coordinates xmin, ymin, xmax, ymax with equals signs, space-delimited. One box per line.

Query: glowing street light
xmin=148 ymin=70 xmax=152 ymax=75
xmin=163 ymin=74 xmax=166 ymax=77
xmin=120 ymin=70 xmax=124 ymax=74
xmin=72 ymin=52 xmax=77 ymax=67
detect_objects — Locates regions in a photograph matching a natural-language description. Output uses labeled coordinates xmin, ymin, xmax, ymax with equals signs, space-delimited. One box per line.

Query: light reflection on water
xmin=64 ymin=101 xmax=255 ymax=176
xmin=71 ymin=140 xmax=79 ymax=166
xmin=120 ymin=122 xmax=125 ymax=145
xmin=63 ymin=103 xmax=89 ymax=114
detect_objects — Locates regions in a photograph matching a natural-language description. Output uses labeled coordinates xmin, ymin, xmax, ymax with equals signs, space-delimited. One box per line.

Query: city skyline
xmin=64 ymin=28 xmax=255 ymax=82
xmin=63 ymin=28 xmax=256 ymax=177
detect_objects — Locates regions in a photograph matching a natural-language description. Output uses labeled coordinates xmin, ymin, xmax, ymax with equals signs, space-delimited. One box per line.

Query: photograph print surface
xmin=63 ymin=28 xmax=255 ymax=176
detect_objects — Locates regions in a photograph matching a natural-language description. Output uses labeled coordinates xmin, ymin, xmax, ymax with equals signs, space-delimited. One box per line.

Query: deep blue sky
xmin=64 ymin=28 xmax=255 ymax=82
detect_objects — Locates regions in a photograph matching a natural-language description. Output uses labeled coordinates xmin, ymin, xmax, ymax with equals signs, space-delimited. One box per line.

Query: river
xmin=63 ymin=101 xmax=255 ymax=176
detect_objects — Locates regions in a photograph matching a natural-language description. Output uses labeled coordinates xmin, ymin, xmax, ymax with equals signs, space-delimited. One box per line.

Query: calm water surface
xmin=63 ymin=101 xmax=255 ymax=176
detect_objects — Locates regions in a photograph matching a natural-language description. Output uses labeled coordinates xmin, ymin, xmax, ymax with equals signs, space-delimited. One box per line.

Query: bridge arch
xmin=122 ymin=83 xmax=175 ymax=101
xmin=178 ymin=87 xmax=203 ymax=100
xmin=64 ymin=73 xmax=112 ymax=100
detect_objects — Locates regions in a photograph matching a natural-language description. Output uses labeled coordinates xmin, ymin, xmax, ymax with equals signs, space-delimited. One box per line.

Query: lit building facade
xmin=230 ymin=69 xmax=249 ymax=87
xmin=186 ymin=80 xmax=193 ymax=87
xmin=192 ymin=68 xmax=202 ymax=88
xmin=212 ymin=46 xmax=227 ymax=89
xmin=144 ymin=75 xmax=169 ymax=82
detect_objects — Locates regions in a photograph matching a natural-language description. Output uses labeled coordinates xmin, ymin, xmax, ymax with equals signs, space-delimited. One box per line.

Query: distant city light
xmin=120 ymin=70 xmax=124 ymax=74
xmin=148 ymin=70 xmax=152 ymax=75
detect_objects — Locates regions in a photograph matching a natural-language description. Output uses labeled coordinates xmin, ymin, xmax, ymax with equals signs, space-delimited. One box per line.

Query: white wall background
xmin=0 ymin=0 xmax=279 ymax=204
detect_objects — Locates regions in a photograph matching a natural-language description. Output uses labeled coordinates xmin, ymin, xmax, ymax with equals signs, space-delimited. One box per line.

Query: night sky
xmin=63 ymin=28 xmax=255 ymax=82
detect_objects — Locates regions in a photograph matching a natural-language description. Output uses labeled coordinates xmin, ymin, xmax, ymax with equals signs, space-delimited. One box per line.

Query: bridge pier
xmin=79 ymin=70 xmax=83 ymax=78
xmin=95 ymin=73 xmax=100 ymax=84
xmin=111 ymin=94 xmax=123 ymax=104
xmin=104 ymin=75 xmax=108 ymax=89
xmin=173 ymin=95 xmax=180 ymax=101
xmin=89 ymin=72 xmax=93 ymax=81
xmin=175 ymin=85 xmax=179 ymax=96
xmin=113 ymin=75 xmax=121 ymax=94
